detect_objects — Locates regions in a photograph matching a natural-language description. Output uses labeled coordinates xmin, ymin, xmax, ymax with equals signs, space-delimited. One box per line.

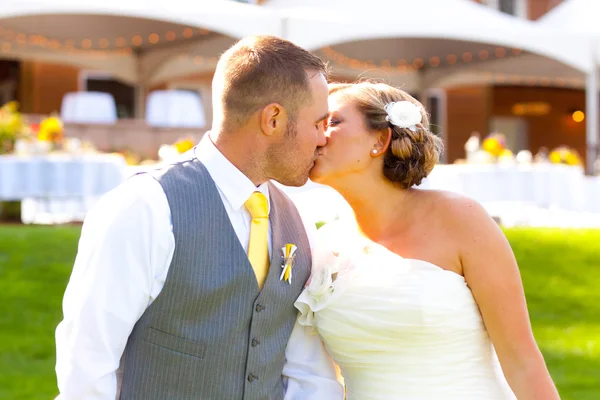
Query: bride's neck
xmin=332 ymin=175 xmax=413 ymax=240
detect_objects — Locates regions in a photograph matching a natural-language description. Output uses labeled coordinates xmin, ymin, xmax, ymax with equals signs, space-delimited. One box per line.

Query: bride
xmin=291 ymin=81 xmax=560 ymax=399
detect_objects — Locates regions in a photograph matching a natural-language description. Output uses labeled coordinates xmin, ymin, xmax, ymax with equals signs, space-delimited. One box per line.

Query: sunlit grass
xmin=0 ymin=225 xmax=598 ymax=399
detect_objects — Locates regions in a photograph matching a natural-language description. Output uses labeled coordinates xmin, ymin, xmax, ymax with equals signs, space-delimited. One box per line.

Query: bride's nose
xmin=322 ymin=128 xmax=333 ymax=146
xmin=324 ymin=125 xmax=334 ymax=139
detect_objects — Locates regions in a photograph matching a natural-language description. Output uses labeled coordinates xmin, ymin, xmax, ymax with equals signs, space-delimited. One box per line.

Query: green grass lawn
xmin=0 ymin=225 xmax=599 ymax=399
xmin=506 ymin=229 xmax=600 ymax=399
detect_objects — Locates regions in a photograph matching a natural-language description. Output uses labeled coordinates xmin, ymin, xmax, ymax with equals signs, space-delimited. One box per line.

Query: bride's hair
xmin=329 ymin=81 xmax=443 ymax=188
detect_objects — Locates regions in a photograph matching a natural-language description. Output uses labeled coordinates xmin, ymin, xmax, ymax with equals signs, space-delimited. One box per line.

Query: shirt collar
xmin=194 ymin=133 xmax=270 ymax=213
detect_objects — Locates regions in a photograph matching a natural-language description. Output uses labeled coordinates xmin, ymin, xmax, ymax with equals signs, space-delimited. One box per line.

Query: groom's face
xmin=267 ymin=72 xmax=329 ymax=187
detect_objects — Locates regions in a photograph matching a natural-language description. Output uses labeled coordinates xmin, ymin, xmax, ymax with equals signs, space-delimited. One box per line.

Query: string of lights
xmin=320 ymin=46 xmax=524 ymax=72
xmin=320 ymin=46 xmax=585 ymax=88
xmin=482 ymin=72 xmax=584 ymax=87
xmin=0 ymin=25 xmax=211 ymax=56
xmin=0 ymin=26 xmax=588 ymax=89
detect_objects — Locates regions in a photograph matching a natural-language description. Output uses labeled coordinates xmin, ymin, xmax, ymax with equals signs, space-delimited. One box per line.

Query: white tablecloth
xmin=282 ymin=164 xmax=600 ymax=228
xmin=584 ymin=176 xmax=600 ymax=213
xmin=420 ymin=164 xmax=590 ymax=211
xmin=0 ymin=153 xmax=126 ymax=223
xmin=5 ymin=159 xmax=595 ymax=226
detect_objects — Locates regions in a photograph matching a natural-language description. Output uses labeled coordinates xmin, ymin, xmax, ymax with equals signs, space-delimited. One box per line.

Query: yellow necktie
xmin=244 ymin=191 xmax=270 ymax=289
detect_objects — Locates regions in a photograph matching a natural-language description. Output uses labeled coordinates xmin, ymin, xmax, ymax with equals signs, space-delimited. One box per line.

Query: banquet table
xmin=2 ymin=157 xmax=598 ymax=226
xmin=420 ymin=163 xmax=592 ymax=211
xmin=0 ymin=153 xmax=127 ymax=223
xmin=283 ymin=163 xmax=600 ymax=228
xmin=583 ymin=176 xmax=600 ymax=213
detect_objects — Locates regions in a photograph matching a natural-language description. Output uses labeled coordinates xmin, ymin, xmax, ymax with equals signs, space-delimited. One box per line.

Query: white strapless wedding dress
xmin=296 ymin=224 xmax=516 ymax=399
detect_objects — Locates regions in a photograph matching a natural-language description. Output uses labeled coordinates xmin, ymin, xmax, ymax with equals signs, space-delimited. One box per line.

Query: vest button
xmin=255 ymin=304 xmax=264 ymax=312
xmin=247 ymin=373 xmax=258 ymax=382
xmin=251 ymin=338 xmax=260 ymax=347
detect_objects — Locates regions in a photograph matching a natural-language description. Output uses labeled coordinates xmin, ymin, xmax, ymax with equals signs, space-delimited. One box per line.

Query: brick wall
xmin=18 ymin=61 xmax=79 ymax=114
xmin=470 ymin=0 xmax=563 ymax=20
xmin=491 ymin=86 xmax=586 ymax=157
xmin=445 ymin=86 xmax=491 ymax=162
xmin=15 ymin=61 xmax=214 ymax=119
xmin=445 ymin=84 xmax=586 ymax=163
xmin=528 ymin=0 xmax=564 ymax=20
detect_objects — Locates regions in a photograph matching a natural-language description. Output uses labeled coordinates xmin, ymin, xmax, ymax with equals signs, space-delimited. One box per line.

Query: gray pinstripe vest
xmin=118 ymin=155 xmax=311 ymax=400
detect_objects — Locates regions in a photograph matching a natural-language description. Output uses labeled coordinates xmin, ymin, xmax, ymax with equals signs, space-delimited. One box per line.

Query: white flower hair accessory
xmin=384 ymin=101 xmax=422 ymax=132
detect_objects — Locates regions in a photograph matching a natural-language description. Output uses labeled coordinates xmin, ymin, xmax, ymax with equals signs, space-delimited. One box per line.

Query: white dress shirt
xmin=55 ymin=134 xmax=343 ymax=399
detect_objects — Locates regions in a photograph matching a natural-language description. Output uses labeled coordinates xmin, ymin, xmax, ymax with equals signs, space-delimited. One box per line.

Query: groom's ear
xmin=260 ymin=103 xmax=285 ymax=137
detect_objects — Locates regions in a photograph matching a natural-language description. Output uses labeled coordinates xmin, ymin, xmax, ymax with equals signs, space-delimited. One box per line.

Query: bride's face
xmin=310 ymin=92 xmax=378 ymax=185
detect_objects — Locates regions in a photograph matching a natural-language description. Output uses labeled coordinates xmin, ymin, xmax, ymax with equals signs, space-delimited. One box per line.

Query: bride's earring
xmin=371 ymin=149 xmax=378 ymax=155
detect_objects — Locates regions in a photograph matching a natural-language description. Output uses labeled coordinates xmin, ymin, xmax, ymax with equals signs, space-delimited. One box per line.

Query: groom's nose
xmin=316 ymin=121 xmax=327 ymax=147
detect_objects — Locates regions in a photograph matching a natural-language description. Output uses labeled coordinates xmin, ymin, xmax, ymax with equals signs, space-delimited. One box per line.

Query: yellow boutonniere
xmin=280 ymin=243 xmax=297 ymax=284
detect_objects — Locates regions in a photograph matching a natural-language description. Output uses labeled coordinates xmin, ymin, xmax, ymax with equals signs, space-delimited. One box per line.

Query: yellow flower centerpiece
xmin=37 ymin=115 xmax=64 ymax=150
xmin=116 ymin=149 xmax=141 ymax=166
xmin=0 ymin=101 xmax=25 ymax=154
xmin=173 ymin=138 xmax=195 ymax=154
xmin=0 ymin=101 xmax=27 ymax=220
xmin=482 ymin=132 xmax=507 ymax=158
xmin=549 ymin=146 xmax=583 ymax=166
xmin=158 ymin=137 xmax=196 ymax=163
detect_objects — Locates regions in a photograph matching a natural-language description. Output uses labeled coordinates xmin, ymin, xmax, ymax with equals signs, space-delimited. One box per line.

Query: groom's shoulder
xmin=131 ymin=156 xmax=217 ymax=198
xmin=114 ymin=157 xmax=208 ymax=202
xmin=86 ymin=171 xmax=166 ymax=222
xmin=145 ymin=154 xmax=205 ymax=182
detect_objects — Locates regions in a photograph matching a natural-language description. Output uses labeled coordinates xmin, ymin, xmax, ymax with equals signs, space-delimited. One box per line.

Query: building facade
xmin=1 ymin=0 xmax=583 ymax=162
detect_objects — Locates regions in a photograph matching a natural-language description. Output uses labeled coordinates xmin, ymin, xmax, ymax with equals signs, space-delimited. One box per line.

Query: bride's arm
xmin=448 ymin=196 xmax=560 ymax=400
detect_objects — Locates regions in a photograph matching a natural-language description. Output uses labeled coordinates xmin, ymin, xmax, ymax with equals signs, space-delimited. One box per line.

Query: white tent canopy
xmin=2 ymin=0 xmax=597 ymax=169
xmin=263 ymin=0 xmax=597 ymax=170
xmin=538 ymin=0 xmax=600 ymax=172
xmin=0 ymin=0 xmax=280 ymax=84
xmin=310 ymin=36 xmax=586 ymax=92
xmin=538 ymin=0 xmax=600 ymax=61
xmin=2 ymin=0 xmax=592 ymax=84
xmin=263 ymin=0 xmax=592 ymax=73
xmin=1 ymin=0 xmax=280 ymax=43
xmin=423 ymin=53 xmax=585 ymax=89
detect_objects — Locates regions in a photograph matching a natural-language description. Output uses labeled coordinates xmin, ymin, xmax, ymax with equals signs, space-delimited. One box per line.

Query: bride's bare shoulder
xmin=419 ymin=190 xmax=494 ymax=223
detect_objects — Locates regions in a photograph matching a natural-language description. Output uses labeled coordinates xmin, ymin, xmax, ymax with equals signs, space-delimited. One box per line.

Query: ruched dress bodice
xmin=296 ymin=224 xmax=516 ymax=399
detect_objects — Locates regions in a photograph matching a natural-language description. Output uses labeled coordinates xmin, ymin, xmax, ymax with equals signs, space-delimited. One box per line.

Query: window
xmin=499 ymin=0 xmax=515 ymax=15
xmin=167 ymin=83 xmax=209 ymax=104
xmin=0 ymin=60 xmax=19 ymax=105
xmin=484 ymin=0 xmax=528 ymax=18
xmin=79 ymin=71 xmax=135 ymax=118
xmin=424 ymin=89 xmax=447 ymax=163
xmin=0 ymin=81 xmax=16 ymax=105
xmin=167 ymin=82 xmax=211 ymax=126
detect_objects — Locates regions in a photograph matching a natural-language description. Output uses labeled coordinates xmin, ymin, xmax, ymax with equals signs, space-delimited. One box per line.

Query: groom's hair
xmin=213 ymin=35 xmax=328 ymax=132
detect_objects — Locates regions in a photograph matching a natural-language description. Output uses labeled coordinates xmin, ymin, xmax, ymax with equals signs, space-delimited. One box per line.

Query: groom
xmin=55 ymin=36 xmax=342 ymax=399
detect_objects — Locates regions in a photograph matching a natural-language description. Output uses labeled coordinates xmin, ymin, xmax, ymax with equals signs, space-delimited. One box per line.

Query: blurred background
xmin=0 ymin=0 xmax=599 ymax=399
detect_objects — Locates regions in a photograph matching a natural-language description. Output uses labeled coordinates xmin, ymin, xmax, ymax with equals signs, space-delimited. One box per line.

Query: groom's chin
xmin=289 ymin=175 xmax=310 ymax=187
xmin=275 ymin=173 xmax=310 ymax=188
